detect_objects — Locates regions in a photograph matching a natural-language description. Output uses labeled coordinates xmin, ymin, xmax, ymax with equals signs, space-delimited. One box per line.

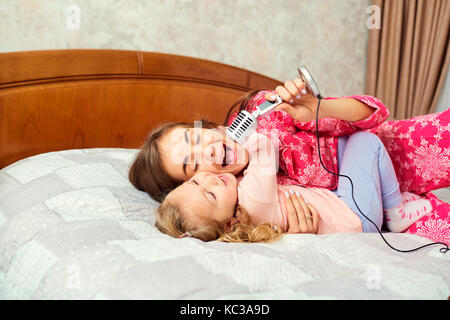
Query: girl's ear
xmin=223 ymin=217 xmax=238 ymax=233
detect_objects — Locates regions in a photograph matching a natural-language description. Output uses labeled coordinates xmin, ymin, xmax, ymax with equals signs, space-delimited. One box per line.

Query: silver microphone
xmin=226 ymin=65 xmax=322 ymax=144
xmin=226 ymin=95 xmax=282 ymax=145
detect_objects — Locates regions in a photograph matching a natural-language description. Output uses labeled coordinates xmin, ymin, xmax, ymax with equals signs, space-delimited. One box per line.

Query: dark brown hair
xmin=224 ymin=89 xmax=262 ymax=126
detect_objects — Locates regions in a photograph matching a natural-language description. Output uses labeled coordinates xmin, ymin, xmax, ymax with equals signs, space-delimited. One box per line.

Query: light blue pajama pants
xmin=331 ymin=131 xmax=403 ymax=232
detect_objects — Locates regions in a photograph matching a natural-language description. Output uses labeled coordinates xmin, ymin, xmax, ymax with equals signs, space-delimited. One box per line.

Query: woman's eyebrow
xmin=182 ymin=157 xmax=188 ymax=176
xmin=182 ymin=129 xmax=190 ymax=175
xmin=182 ymin=158 xmax=198 ymax=176
xmin=182 ymin=129 xmax=198 ymax=176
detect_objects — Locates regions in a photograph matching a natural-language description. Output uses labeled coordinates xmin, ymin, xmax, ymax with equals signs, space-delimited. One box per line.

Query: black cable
xmin=314 ymin=96 xmax=449 ymax=254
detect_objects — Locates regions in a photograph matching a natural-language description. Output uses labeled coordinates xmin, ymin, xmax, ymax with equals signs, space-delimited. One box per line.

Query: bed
xmin=0 ymin=50 xmax=449 ymax=300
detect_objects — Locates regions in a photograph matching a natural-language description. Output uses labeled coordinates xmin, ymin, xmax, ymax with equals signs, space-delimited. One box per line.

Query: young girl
xmin=129 ymin=78 xmax=440 ymax=235
xmin=155 ymin=129 xmax=425 ymax=243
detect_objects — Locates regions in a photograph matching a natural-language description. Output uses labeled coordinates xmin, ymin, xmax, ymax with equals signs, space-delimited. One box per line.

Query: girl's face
xmin=158 ymin=126 xmax=249 ymax=182
xmin=167 ymin=171 xmax=238 ymax=226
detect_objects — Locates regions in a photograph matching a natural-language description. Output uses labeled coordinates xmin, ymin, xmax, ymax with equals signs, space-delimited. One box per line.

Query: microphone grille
xmin=226 ymin=110 xmax=258 ymax=144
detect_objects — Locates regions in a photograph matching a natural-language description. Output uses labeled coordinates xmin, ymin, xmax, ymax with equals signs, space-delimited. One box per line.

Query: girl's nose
xmin=204 ymin=173 xmax=219 ymax=186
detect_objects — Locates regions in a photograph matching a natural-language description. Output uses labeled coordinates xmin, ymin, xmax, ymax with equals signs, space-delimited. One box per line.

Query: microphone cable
xmin=313 ymin=96 xmax=449 ymax=254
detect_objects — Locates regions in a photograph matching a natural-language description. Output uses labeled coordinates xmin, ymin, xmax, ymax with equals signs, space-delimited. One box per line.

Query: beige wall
xmin=1 ymin=0 xmax=372 ymax=96
xmin=435 ymin=70 xmax=449 ymax=114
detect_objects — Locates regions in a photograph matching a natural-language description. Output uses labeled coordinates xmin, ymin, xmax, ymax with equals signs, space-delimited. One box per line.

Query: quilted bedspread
xmin=0 ymin=148 xmax=448 ymax=299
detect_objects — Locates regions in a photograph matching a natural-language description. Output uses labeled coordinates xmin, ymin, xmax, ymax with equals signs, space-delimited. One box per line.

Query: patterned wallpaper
xmin=0 ymin=0 xmax=372 ymax=96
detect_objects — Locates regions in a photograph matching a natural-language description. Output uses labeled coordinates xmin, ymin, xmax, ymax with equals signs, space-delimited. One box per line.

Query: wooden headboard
xmin=0 ymin=49 xmax=281 ymax=169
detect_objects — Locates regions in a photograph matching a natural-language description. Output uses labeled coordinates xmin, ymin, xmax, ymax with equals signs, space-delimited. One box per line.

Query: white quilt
xmin=0 ymin=148 xmax=448 ymax=299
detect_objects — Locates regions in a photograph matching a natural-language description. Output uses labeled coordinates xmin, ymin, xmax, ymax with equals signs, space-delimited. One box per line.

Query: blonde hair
xmin=155 ymin=200 xmax=282 ymax=243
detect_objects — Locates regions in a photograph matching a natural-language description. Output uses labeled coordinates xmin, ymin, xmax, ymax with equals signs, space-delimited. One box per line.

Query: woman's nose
xmin=193 ymin=145 xmax=215 ymax=163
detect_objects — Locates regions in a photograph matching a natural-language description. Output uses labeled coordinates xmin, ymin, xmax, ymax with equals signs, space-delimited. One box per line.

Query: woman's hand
xmin=265 ymin=78 xmax=320 ymax=122
xmin=284 ymin=189 xmax=320 ymax=234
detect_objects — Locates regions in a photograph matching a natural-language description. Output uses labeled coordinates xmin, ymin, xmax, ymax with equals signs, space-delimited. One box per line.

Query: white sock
xmin=383 ymin=192 xmax=433 ymax=233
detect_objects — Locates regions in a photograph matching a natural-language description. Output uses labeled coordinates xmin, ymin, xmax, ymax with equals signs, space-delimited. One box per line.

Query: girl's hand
xmin=265 ymin=78 xmax=319 ymax=122
xmin=284 ymin=189 xmax=320 ymax=234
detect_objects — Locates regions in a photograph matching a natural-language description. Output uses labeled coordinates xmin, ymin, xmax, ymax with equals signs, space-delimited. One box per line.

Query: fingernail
xmin=305 ymin=200 xmax=309 ymax=204
xmin=296 ymin=94 xmax=301 ymax=99
xmin=270 ymin=95 xmax=276 ymax=100
xmin=289 ymin=99 xmax=294 ymax=104
xmin=302 ymin=89 xmax=307 ymax=94
xmin=290 ymin=189 xmax=294 ymax=194
xmin=285 ymin=191 xmax=290 ymax=198
xmin=295 ymin=191 xmax=300 ymax=196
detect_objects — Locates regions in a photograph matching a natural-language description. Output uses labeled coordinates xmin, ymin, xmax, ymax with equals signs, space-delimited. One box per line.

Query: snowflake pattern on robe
xmin=227 ymin=90 xmax=390 ymax=190
xmin=367 ymin=107 xmax=450 ymax=195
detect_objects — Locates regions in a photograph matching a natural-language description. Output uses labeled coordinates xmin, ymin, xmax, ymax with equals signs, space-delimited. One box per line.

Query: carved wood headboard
xmin=0 ymin=49 xmax=281 ymax=169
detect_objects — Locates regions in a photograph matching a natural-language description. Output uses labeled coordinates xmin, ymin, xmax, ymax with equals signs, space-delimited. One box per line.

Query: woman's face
xmin=158 ymin=125 xmax=249 ymax=181
xmin=167 ymin=171 xmax=238 ymax=226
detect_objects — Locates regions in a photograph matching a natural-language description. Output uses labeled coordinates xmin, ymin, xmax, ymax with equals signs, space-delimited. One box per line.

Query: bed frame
xmin=0 ymin=49 xmax=281 ymax=169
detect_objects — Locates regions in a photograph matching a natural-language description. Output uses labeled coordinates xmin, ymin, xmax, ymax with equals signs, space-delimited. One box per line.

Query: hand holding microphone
xmin=264 ymin=77 xmax=320 ymax=122
xmin=226 ymin=66 xmax=323 ymax=145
